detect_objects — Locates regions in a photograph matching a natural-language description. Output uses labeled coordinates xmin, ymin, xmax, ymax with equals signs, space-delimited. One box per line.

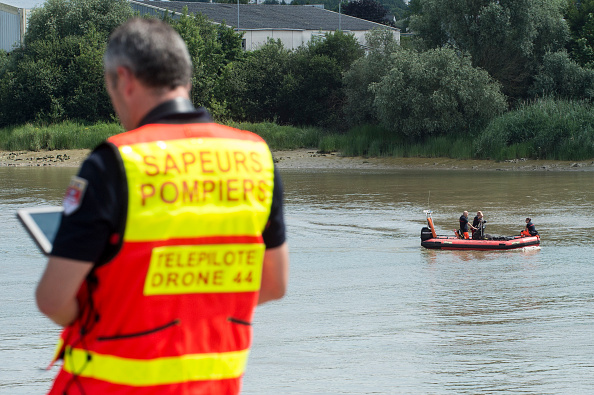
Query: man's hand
xmin=258 ymin=242 xmax=289 ymax=305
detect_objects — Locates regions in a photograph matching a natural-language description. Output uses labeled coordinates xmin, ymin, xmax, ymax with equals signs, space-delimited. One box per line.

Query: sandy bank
xmin=1 ymin=148 xmax=593 ymax=171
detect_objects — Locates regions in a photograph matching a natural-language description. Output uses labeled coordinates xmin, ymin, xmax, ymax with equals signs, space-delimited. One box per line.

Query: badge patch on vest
xmin=63 ymin=176 xmax=88 ymax=215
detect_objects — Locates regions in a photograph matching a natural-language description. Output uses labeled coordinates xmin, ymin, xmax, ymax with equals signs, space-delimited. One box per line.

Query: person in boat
xmin=521 ymin=217 xmax=539 ymax=237
xmin=472 ymin=211 xmax=485 ymax=239
xmin=459 ymin=211 xmax=476 ymax=239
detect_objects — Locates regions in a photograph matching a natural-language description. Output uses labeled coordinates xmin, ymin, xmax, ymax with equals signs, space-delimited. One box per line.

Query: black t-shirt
xmin=459 ymin=215 xmax=469 ymax=232
xmin=51 ymin=99 xmax=286 ymax=264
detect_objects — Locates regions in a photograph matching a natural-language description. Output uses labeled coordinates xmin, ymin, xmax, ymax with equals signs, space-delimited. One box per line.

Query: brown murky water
xmin=1 ymin=167 xmax=593 ymax=394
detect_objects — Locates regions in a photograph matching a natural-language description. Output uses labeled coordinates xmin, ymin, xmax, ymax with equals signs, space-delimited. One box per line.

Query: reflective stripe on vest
xmin=62 ymin=346 xmax=249 ymax=386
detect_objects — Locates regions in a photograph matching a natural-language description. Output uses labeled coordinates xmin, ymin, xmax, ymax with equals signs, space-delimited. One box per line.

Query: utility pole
xmin=339 ymin=2 xmax=341 ymax=31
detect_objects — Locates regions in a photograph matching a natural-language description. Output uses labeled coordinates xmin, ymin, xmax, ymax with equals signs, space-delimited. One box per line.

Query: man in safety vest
xmin=35 ymin=18 xmax=289 ymax=394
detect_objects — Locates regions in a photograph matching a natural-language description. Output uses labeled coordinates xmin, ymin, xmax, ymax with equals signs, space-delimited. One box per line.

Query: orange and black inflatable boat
xmin=421 ymin=210 xmax=540 ymax=251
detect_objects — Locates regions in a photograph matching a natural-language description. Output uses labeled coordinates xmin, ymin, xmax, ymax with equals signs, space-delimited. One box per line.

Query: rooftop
xmin=130 ymin=1 xmax=398 ymax=31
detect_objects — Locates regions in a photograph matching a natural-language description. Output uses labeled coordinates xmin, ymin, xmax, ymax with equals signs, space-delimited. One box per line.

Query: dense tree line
xmin=1 ymin=0 xmax=594 ymax=158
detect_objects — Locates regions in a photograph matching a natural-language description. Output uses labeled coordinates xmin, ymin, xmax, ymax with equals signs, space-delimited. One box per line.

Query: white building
xmin=129 ymin=1 xmax=400 ymax=51
xmin=0 ymin=2 xmax=29 ymax=52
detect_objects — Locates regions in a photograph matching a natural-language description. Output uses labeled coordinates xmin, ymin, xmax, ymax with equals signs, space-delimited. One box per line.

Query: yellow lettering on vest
xmin=144 ymin=244 xmax=265 ymax=295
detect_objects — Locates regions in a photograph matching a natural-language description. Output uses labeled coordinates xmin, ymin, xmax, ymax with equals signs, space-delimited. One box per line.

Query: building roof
xmin=130 ymin=1 xmax=398 ymax=31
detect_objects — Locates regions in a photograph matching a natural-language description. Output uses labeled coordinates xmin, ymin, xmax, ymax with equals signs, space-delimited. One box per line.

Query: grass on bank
xmin=0 ymin=121 xmax=123 ymax=151
xmin=474 ymin=98 xmax=594 ymax=161
xmin=2 ymin=98 xmax=594 ymax=161
xmin=319 ymin=125 xmax=474 ymax=159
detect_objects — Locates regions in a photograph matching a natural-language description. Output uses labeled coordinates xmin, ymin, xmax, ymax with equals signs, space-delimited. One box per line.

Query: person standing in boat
xmin=521 ymin=217 xmax=539 ymax=237
xmin=472 ymin=211 xmax=485 ymax=239
xmin=459 ymin=211 xmax=476 ymax=239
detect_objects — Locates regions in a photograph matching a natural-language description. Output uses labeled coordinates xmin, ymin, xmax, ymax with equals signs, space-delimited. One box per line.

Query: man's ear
xmin=116 ymin=66 xmax=135 ymax=97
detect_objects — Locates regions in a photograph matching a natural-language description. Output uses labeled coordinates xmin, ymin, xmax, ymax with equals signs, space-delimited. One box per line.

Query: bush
xmin=371 ymin=47 xmax=507 ymax=139
xmin=474 ymin=98 xmax=594 ymax=160
xmin=530 ymin=51 xmax=594 ymax=100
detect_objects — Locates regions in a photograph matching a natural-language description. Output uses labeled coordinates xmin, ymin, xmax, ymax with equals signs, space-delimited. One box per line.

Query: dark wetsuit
xmin=526 ymin=221 xmax=538 ymax=236
xmin=460 ymin=215 xmax=469 ymax=232
xmin=459 ymin=215 xmax=470 ymax=238
xmin=472 ymin=216 xmax=483 ymax=239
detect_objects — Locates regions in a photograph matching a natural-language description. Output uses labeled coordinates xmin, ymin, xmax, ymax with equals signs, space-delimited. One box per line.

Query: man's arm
xmin=36 ymin=257 xmax=93 ymax=327
xmin=258 ymin=242 xmax=289 ymax=305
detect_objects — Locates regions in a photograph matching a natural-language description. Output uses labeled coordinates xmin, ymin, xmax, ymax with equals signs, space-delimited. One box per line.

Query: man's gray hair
xmin=104 ymin=18 xmax=192 ymax=89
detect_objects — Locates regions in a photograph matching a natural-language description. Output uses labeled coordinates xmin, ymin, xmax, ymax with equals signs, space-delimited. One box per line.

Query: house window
xmin=242 ymin=39 xmax=246 ymax=51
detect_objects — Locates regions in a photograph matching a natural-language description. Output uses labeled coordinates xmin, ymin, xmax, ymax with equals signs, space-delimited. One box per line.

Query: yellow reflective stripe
xmin=119 ymin=137 xmax=274 ymax=242
xmin=144 ymin=244 xmax=265 ymax=295
xmin=63 ymin=346 xmax=249 ymax=386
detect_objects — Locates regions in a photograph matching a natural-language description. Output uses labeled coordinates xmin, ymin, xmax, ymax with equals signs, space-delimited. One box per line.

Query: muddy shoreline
xmin=1 ymin=148 xmax=593 ymax=171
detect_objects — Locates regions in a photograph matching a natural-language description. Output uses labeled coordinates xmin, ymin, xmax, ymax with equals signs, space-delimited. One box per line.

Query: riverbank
xmin=1 ymin=148 xmax=593 ymax=171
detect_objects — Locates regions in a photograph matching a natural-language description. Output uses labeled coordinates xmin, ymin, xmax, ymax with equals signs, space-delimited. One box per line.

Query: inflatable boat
xmin=421 ymin=210 xmax=540 ymax=251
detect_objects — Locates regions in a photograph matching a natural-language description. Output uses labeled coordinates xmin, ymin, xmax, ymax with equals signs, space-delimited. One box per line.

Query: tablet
xmin=16 ymin=206 xmax=63 ymax=255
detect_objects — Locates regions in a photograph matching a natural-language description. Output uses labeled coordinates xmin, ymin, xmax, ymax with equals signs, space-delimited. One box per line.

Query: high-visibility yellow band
xmin=144 ymin=244 xmax=265 ymax=295
xmin=63 ymin=347 xmax=249 ymax=386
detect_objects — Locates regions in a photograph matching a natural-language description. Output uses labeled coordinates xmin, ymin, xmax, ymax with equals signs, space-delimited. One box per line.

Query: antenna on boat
xmin=428 ymin=191 xmax=430 ymax=207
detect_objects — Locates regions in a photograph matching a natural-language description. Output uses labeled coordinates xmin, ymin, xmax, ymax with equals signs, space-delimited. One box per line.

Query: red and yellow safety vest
xmin=48 ymin=122 xmax=275 ymax=394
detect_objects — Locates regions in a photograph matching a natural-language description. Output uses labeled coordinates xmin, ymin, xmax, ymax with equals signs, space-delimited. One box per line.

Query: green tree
xmin=409 ymin=0 xmax=570 ymax=100
xmin=223 ymin=31 xmax=363 ymax=128
xmin=566 ymin=0 xmax=594 ymax=67
xmin=342 ymin=0 xmax=389 ymax=24
xmin=371 ymin=47 xmax=507 ymax=139
xmin=221 ymin=39 xmax=292 ymax=123
xmin=25 ymin=0 xmax=131 ymax=44
xmin=343 ymin=28 xmax=400 ymax=126
xmin=168 ymin=9 xmax=244 ymax=117
xmin=0 ymin=0 xmax=132 ymax=126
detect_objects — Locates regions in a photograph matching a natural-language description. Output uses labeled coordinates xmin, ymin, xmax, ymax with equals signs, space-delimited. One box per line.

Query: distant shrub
xmin=372 ymin=47 xmax=508 ymax=139
xmin=474 ymin=98 xmax=594 ymax=160
xmin=530 ymin=51 xmax=594 ymax=101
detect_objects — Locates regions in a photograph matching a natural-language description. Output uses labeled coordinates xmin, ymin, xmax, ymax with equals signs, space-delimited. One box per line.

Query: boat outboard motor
xmin=421 ymin=227 xmax=433 ymax=241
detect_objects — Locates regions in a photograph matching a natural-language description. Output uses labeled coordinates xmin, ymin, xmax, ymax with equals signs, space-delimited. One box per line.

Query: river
xmin=1 ymin=166 xmax=593 ymax=394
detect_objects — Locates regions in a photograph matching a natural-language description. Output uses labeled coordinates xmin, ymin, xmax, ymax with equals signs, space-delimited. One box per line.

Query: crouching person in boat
xmin=458 ymin=211 xmax=476 ymax=239
xmin=521 ymin=217 xmax=539 ymax=237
